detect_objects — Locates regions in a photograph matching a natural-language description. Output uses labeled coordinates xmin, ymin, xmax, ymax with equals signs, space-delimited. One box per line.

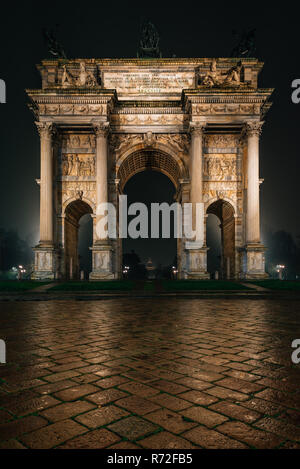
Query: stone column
xmin=244 ymin=121 xmax=267 ymax=279
xmin=36 ymin=122 xmax=54 ymax=245
xmin=190 ymin=123 xmax=204 ymax=231
xmin=245 ymin=121 xmax=263 ymax=244
xmin=90 ymin=122 xmax=114 ymax=280
xmin=94 ymin=122 xmax=109 ymax=240
xmin=32 ymin=122 xmax=56 ymax=280
xmin=185 ymin=123 xmax=209 ymax=279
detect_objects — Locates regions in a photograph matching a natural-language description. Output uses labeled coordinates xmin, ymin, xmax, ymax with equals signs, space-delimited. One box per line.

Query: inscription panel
xmin=103 ymin=71 xmax=195 ymax=94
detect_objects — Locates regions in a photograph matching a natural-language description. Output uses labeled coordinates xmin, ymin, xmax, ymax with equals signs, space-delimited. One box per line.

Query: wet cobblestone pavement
xmin=0 ymin=298 xmax=300 ymax=449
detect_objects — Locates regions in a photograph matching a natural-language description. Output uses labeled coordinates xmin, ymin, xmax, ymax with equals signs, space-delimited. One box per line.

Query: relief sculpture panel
xmin=61 ymin=154 xmax=95 ymax=178
xmin=204 ymin=155 xmax=238 ymax=181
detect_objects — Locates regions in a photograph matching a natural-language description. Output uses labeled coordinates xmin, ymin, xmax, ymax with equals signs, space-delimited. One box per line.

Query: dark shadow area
xmin=206 ymin=213 xmax=222 ymax=277
xmin=78 ymin=213 xmax=93 ymax=279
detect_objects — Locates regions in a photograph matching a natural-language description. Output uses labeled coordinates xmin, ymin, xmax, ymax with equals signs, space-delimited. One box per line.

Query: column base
xmin=184 ymin=246 xmax=210 ymax=280
xmin=31 ymin=245 xmax=57 ymax=280
xmin=89 ymin=243 xmax=115 ymax=280
xmin=243 ymin=243 xmax=268 ymax=280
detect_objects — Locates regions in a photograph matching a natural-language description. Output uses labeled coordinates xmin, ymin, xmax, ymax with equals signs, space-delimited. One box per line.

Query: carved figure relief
xmin=61 ymin=155 xmax=95 ymax=177
xmin=63 ymin=134 xmax=96 ymax=148
xmin=204 ymin=156 xmax=237 ymax=180
xmin=61 ymin=62 xmax=98 ymax=88
xmin=38 ymin=252 xmax=51 ymax=271
xmin=62 ymin=65 xmax=75 ymax=88
xmin=204 ymin=134 xmax=239 ymax=148
xmin=78 ymin=61 xmax=97 ymax=87
xmin=95 ymin=252 xmax=109 ymax=270
xmin=201 ymin=60 xmax=244 ymax=88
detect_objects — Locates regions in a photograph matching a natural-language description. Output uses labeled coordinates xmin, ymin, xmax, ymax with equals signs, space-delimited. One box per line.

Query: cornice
xmin=27 ymin=96 xmax=115 ymax=105
xmin=182 ymin=88 xmax=274 ymax=98
xmin=26 ymin=88 xmax=117 ymax=98
xmin=39 ymin=58 xmax=264 ymax=69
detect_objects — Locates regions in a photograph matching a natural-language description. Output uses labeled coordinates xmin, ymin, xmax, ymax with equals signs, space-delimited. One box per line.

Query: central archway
xmin=116 ymin=148 xmax=185 ymax=279
xmin=117 ymin=149 xmax=182 ymax=192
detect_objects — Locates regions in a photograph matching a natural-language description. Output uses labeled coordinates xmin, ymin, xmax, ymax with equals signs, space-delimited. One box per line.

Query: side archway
xmin=64 ymin=199 xmax=93 ymax=279
xmin=206 ymin=199 xmax=235 ymax=279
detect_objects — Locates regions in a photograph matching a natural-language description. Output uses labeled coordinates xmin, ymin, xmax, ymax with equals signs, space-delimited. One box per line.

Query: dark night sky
xmin=0 ymin=2 xmax=300 ymax=266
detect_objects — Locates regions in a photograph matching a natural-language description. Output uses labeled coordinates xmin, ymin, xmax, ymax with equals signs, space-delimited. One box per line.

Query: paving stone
xmin=58 ymin=428 xmax=121 ymax=448
xmin=149 ymin=393 xmax=192 ymax=412
xmin=116 ymin=395 xmax=161 ymax=415
xmin=43 ymin=370 xmax=82 ymax=383
xmin=94 ymin=376 xmax=130 ymax=389
xmin=240 ymin=398 xmax=286 ymax=416
xmin=0 ymin=439 xmax=27 ymax=449
xmin=179 ymin=390 xmax=219 ymax=406
xmin=86 ymin=388 xmax=128 ymax=405
xmin=35 ymin=379 xmax=76 ymax=395
xmin=215 ymin=377 xmax=264 ymax=394
xmin=254 ymin=417 xmax=300 ymax=441
xmin=280 ymin=441 xmax=300 ymax=449
xmin=20 ymin=419 xmax=87 ymax=449
xmin=217 ymin=421 xmax=283 ymax=449
xmin=145 ymin=408 xmax=197 ymax=434
xmin=118 ymin=381 xmax=160 ymax=397
xmin=0 ymin=409 xmax=13 ymax=424
xmin=209 ymin=401 xmax=261 ymax=423
xmin=205 ymin=385 xmax=249 ymax=401
xmin=174 ymin=377 xmax=213 ymax=391
xmin=151 ymin=380 xmax=189 ymax=395
xmin=53 ymin=384 xmax=99 ymax=401
xmin=182 ymin=426 xmax=248 ymax=449
xmin=255 ymin=389 xmax=300 ymax=410
xmin=140 ymin=431 xmax=196 ymax=449
xmin=4 ymin=395 xmax=60 ymax=417
xmin=75 ymin=405 xmax=129 ymax=428
xmin=0 ymin=416 xmax=48 ymax=441
xmin=108 ymin=441 xmax=141 ymax=449
xmin=40 ymin=400 xmax=96 ymax=422
xmin=71 ymin=374 xmax=100 ymax=384
xmin=108 ymin=416 xmax=159 ymax=440
xmin=180 ymin=406 xmax=228 ymax=428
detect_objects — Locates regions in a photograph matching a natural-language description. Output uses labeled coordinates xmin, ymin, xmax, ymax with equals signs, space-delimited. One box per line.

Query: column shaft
xmin=94 ymin=123 xmax=109 ymax=242
xmin=246 ymin=122 xmax=263 ymax=244
xmin=190 ymin=123 xmax=205 ymax=237
xmin=36 ymin=122 xmax=54 ymax=245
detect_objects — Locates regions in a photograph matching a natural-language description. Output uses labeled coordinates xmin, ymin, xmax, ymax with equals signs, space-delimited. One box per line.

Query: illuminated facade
xmin=27 ymin=57 xmax=273 ymax=280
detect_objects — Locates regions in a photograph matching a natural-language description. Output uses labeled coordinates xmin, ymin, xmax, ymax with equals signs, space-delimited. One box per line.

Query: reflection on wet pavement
xmin=0 ymin=298 xmax=300 ymax=449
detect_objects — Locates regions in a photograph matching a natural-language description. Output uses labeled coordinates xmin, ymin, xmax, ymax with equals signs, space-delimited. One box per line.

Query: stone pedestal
xmin=32 ymin=246 xmax=56 ymax=280
xmin=244 ymin=243 xmax=268 ymax=279
xmin=185 ymin=246 xmax=210 ymax=279
xmin=89 ymin=243 xmax=115 ymax=280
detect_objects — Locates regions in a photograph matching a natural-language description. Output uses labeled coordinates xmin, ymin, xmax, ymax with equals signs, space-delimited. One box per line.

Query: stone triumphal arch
xmin=27 ymin=57 xmax=273 ymax=280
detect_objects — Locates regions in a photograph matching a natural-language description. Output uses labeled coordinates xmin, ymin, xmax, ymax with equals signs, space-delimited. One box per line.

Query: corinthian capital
xmin=244 ymin=121 xmax=264 ymax=138
xmin=189 ymin=122 xmax=206 ymax=137
xmin=35 ymin=121 xmax=55 ymax=139
xmin=93 ymin=122 xmax=110 ymax=138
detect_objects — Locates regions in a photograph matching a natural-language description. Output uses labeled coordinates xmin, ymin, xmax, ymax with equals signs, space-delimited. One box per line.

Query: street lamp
xmin=276 ymin=264 xmax=285 ymax=280
xmin=172 ymin=266 xmax=178 ymax=279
